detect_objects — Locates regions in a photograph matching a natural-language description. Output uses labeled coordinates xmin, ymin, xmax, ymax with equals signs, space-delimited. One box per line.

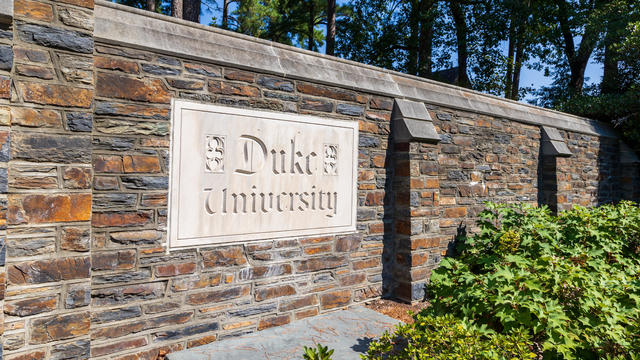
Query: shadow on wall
xmin=381 ymin=114 xmax=397 ymax=300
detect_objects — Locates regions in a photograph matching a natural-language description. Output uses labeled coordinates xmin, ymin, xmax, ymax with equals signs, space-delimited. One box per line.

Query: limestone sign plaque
xmin=168 ymin=100 xmax=358 ymax=249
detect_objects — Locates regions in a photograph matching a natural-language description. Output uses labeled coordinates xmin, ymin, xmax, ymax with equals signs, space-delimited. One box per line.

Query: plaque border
xmin=168 ymin=99 xmax=359 ymax=250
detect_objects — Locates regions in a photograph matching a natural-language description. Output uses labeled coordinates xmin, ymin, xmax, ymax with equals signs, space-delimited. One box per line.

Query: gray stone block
xmin=337 ymin=103 xmax=364 ymax=116
xmin=0 ymin=44 xmax=12 ymax=71
xmin=66 ymin=112 xmax=93 ymax=132
xmin=18 ymin=23 xmax=93 ymax=54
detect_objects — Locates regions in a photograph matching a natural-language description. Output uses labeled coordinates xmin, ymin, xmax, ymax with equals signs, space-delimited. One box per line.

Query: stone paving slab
xmin=166 ymin=306 xmax=401 ymax=360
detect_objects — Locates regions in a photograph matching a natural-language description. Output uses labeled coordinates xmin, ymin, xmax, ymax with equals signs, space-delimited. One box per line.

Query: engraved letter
xmin=235 ymin=135 xmax=267 ymax=175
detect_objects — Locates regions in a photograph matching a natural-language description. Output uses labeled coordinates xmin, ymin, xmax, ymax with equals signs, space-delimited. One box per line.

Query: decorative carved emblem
xmin=324 ymin=144 xmax=338 ymax=175
xmin=205 ymin=135 xmax=225 ymax=173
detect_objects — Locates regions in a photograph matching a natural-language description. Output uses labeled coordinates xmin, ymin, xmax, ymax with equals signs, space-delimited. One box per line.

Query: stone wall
xmin=0 ymin=1 xmax=638 ymax=359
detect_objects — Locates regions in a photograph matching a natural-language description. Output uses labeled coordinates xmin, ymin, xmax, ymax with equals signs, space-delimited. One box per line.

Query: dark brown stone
xmin=8 ymin=194 xmax=92 ymax=225
xmin=93 ymin=176 xmax=119 ymax=190
xmin=123 ymin=155 xmax=161 ymax=173
xmin=300 ymin=98 xmax=333 ymax=112
xmin=92 ymin=282 xmax=166 ymax=306
xmin=201 ymin=246 xmax=247 ymax=268
xmin=6 ymin=350 xmax=46 ymax=360
xmin=155 ymin=262 xmax=196 ymax=277
xmin=58 ymin=0 xmax=94 ymax=9
xmin=320 ymin=290 xmax=351 ymax=309
xmin=18 ymin=82 xmax=93 ymax=108
xmin=63 ymin=167 xmax=92 ymax=189
xmin=30 ymin=312 xmax=90 ymax=344
xmin=92 ymin=250 xmax=136 ymax=270
xmin=186 ymin=285 xmax=251 ymax=305
xmin=207 ymin=81 xmax=259 ymax=97
xmin=92 ymin=211 xmax=153 ymax=227
xmin=4 ymin=295 xmax=57 ymax=316
xmin=91 ymin=337 xmax=148 ymax=357
xmin=61 ymin=226 xmax=90 ymax=251
xmin=8 ymin=257 xmax=90 ymax=285
xmin=167 ymin=78 xmax=204 ymax=90
xmin=140 ymin=193 xmax=167 ymax=207
xmin=255 ymin=284 xmax=296 ymax=301
xmin=339 ymin=273 xmax=366 ymax=286
xmin=16 ymin=64 xmax=55 ymax=80
xmin=295 ymin=255 xmax=346 ymax=273
xmin=369 ymin=97 xmax=394 ymax=110
xmin=94 ymin=56 xmax=140 ymax=73
xmin=97 ymin=72 xmax=171 ymax=103
xmin=224 ymin=70 xmax=254 ymax=82
xmin=15 ymin=0 xmax=54 ymax=22
xmin=335 ymin=234 xmax=362 ymax=252
xmin=93 ymin=155 xmax=123 ymax=173
xmin=297 ymin=82 xmax=364 ymax=103
xmin=0 ymin=76 xmax=9 ymax=99
xmin=14 ymin=47 xmax=50 ymax=63
xmin=258 ymin=314 xmax=290 ymax=330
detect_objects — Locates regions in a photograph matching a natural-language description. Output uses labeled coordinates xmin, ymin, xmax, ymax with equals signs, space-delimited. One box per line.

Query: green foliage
xmin=424 ymin=202 xmax=640 ymax=359
xmin=362 ymin=314 xmax=535 ymax=360
xmin=302 ymin=343 xmax=334 ymax=360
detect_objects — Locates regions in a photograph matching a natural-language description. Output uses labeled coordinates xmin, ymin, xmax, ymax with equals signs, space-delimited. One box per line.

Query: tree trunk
xmin=326 ymin=0 xmax=336 ymax=55
xmin=601 ymin=14 xmax=620 ymax=94
xmin=146 ymin=0 xmax=154 ymax=11
xmin=407 ymin=0 xmax=420 ymax=75
xmin=183 ymin=0 xmax=200 ymax=23
xmin=308 ymin=0 xmax=315 ymax=51
xmin=505 ymin=18 xmax=516 ymax=99
xmin=222 ymin=0 xmax=229 ymax=29
xmin=511 ymin=28 xmax=524 ymax=100
xmin=417 ymin=0 xmax=434 ymax=78
xmin=172 ymin=0 xmax=182 ymax=18
xmin=557 ymin=0 xmax=600 ymax=96
xmin=449 ymin=1 xmax=471 ymax=88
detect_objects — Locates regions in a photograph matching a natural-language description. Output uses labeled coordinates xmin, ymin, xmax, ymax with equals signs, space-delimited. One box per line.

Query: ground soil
xmin=364 ymin=299 xmax=430 ymax=324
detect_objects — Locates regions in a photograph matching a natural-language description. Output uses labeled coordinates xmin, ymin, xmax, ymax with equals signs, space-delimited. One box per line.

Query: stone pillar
xmin=4 ymin=0 xmax=94 ymax=358
xmin=391 ymin=99 xmax=441 ymax=303
xmin=0 ymin=5 xmax=12 ymax=358
xmin=539 ymin=126 xmax=572 ymax=212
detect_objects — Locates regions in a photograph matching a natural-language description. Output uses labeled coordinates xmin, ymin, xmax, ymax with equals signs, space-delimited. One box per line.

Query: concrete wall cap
xmin=94 ymin=0 xmax=618 ymax=138
xmin=0 ymin=0 xmax=12 ymax=23
xmin=392 ymin=99 xmax=439 ymax=143
xmin=541 ymin=126 xmax=564 ymax=142
xmin=541 ymin=126 xmax=572 ymax=157
xmin=392 ymin=99 xmax=432 ymax=121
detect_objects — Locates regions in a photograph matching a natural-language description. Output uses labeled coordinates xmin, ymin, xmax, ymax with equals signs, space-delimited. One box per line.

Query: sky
xmin=197 ymin=1 xmax=604 ymax=103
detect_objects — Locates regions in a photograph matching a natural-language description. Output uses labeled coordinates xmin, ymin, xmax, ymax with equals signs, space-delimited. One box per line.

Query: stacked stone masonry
xmin=0 ymin=1 xmax=638 ymax=359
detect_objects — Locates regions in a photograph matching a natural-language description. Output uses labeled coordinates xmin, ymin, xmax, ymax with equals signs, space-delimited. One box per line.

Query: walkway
xmin=166 ymin=306 xmax=401 ymax=360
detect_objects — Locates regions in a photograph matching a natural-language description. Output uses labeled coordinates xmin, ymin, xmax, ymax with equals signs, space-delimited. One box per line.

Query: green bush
xmin=363 ymin=313 xmax=535 ymax=360
xmin=303 ymin=343 xmax=334 ymax=360
xmin=425 ymin=201 xmax=640 ymax=359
